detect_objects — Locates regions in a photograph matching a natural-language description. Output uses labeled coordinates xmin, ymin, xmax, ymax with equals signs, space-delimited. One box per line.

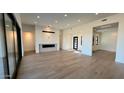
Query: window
xmin=4 ymin=14 xmax=16 ymax=78
xmin=0 ymin=13 xmax=22 ymax=79
xmin=93 ymin=34 xmax=100 ymax=46
xmin=0 ymin=14 xmax=7 ymax=79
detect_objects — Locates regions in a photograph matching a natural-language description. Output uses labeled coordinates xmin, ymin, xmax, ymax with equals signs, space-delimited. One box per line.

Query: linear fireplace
xmin=39 ymin=44 xmax=57 ymax=52
xmin=42 ymin=44 xmax=55 ymax=48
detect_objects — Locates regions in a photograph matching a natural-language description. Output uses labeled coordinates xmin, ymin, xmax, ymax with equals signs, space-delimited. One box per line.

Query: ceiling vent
xmin=101 ymin=18 xmax=107 ymax=22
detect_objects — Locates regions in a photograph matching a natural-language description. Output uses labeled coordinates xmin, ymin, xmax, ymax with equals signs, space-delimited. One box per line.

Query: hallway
xmin=17 ymin=50 xmax=124 ymax=79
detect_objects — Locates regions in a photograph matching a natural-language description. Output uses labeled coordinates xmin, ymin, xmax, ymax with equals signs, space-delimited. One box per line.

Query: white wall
xmin=63 ymin=30 xmax=72 ymax=50
xmin=35 ymin=25 xmax=60 ymax=53
xmin=22 ymin=24 xmax=35 ymax=52
xmin=116 ymin=18 xmax=124 ymax=63
xmin=41 ymin=32 xmax=56 ymax=44
xmin=63 ymin=24 xmax=93 ymax=56
xmin=63 ymin=14 xmax=124 ymax=63
xmin=99 ymin=27 xmax=118 ymax=52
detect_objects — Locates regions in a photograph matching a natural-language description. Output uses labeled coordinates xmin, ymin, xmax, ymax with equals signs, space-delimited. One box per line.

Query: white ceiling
xmin=21 ymin=13 xmax=117 ymax=30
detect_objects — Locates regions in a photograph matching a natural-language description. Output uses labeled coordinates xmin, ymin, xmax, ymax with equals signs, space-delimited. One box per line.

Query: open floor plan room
xmin=0 ymin=13 xmax=124 ymax=79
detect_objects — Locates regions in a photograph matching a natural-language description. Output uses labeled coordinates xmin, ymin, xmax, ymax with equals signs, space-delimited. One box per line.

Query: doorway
xmin=22 ymin=24 xmax=35 ymax=56
xmin=92 ymin=23 xmax=118 ymax=60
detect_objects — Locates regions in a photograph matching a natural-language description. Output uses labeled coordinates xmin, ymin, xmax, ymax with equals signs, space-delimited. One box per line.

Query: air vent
xmin=101 ymin=19 xmax=107 ymax=22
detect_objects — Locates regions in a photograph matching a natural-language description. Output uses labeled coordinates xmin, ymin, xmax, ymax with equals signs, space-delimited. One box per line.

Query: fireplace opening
xmin=42 ymin=44 xmax=55 ymax=48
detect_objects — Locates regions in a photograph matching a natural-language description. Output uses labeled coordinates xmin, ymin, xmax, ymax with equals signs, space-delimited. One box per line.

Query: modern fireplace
xmin=42 ymin=44 xmax=55 ymax=48
xmin=39 ymin=44 xmax=57 ymax=52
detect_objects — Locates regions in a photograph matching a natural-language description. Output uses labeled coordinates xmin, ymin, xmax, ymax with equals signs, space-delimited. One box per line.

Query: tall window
xmin=93 ymin=34 xmax=100 ymax=45
xmin=0 ymin=14 xmax=6 ymax=79
xmin=4 ymin=14 xmax=16 ymax=78
xmin=0 ymin=13 xmax=22 ymax=79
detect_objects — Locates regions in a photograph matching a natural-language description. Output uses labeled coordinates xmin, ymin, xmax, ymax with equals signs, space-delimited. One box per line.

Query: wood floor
xmin=17 ymin=50 xmax=124 ymax=79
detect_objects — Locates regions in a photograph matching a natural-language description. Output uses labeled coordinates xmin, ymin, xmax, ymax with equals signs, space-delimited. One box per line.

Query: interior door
xmin=73 ymin=36 xmax=78 ymax=50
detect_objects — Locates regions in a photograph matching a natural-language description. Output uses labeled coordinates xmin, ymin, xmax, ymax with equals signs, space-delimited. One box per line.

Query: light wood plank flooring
xmin=17 ymin=50 xmax=124 ymax=79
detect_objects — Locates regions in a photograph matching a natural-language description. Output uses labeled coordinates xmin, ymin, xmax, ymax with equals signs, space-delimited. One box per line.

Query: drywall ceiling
xmin=21 ymin=13 xmax=117 ymax=30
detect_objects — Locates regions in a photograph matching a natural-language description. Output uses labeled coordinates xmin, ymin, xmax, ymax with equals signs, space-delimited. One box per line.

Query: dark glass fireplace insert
xmin=42 ymin=44 xmax=55 ymax=48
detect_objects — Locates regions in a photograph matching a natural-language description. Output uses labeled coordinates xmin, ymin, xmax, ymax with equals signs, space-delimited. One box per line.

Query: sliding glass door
xmin=0 ymin=13 xmax=22 ymax=79
xmin=4 ymin=14 xmax=16 ymax=78
xmin=13 ymin=26 xmax=19 ymax=64
xmin=0 ymin=14 xmax=6 ymax=79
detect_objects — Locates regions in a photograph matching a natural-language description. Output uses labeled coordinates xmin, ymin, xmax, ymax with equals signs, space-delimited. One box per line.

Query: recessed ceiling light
xmin=77 ymin=19 xmax=81 ymax=22
xmin=37 ymin=16 xmax=40 ymax=18
xmin=64 ymin=14 xmax=67 ymax=17
xmin=55 ymin=20 xmax=58 ymax=23
xmin=34 ymin=22 xmax=37 ymax=24
xmin=67 ymin=24 xmax=70 ymax=26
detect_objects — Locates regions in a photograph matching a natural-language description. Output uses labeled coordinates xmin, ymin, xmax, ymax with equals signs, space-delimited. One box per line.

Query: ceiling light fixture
xmin=64 ymin=14 xmax=67 ymax=17
xmin=77 ymin=19 xmax=81 ymax=22
xmin=67 ymin=24 xmax=70 ymax=26
xmin=37 ymin=16 xmax=40 ymax=18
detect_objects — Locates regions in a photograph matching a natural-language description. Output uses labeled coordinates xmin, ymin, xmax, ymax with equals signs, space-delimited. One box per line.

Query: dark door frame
xmin=73 ymin=36 xmax=78 ymax=50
